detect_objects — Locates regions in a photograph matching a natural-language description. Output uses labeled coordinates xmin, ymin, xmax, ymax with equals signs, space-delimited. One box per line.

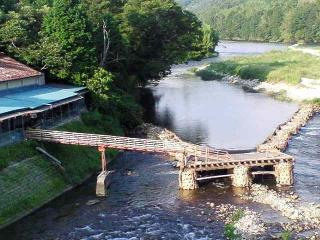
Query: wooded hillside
xmin=178 ymin=0 xmax=320 ymax=43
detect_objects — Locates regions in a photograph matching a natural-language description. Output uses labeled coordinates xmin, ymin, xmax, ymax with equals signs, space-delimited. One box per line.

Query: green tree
xmin=120 ymin=0 xmax=204 ymax=84
xmin=41 ymin=0 xmax=96 ymax=83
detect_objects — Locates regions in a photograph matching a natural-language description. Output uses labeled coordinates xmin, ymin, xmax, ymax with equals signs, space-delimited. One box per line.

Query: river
xmin=1 ymin=41 xmax=319 ymax=240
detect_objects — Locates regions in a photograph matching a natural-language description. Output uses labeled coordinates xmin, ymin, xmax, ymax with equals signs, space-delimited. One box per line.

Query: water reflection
xmin=144 ymin=79 xmax=298 ymax=149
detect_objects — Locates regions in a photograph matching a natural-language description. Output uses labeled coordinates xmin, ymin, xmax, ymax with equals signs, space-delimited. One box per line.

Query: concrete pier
xmin=96 ymin=171 xmax=111 ymax=197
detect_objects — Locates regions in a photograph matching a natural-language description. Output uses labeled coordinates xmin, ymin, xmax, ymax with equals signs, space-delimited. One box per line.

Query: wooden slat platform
xmin=186 ymin=151 xmax=293 ymax=171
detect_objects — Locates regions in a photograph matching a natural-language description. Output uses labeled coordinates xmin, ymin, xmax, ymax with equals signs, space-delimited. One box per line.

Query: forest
xmin=177 ymin=0 xmax=320 ymax=43
xmin=0 ymin=0 xmax=218 ymax=131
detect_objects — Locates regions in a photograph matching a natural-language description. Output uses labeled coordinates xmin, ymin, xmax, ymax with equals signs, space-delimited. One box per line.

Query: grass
xmin=304 ymin=98 xmax=320 ymax=106
xmin=280 ymin=230 xmax=292 ymax=240
xmin=0 ymin=141 xmax=38 ymax=171
xmin=224 ymin=209 xmax=245 ymax=240
xmin=0 ymin=111 xmax=124 ymax=226
xmin=0 ymin=156 xmax=67 ymax=225
xmin=202 ymin=50 xmax=320 ymax=84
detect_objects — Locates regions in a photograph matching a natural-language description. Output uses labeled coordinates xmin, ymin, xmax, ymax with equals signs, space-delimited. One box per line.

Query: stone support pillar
xmin=232 ymin=166 xmax=252 ymax=187
xmin=179 ymin=168 xmax=198 ymax=190
xmin=274 ymin=161 xmax=294 ymax=186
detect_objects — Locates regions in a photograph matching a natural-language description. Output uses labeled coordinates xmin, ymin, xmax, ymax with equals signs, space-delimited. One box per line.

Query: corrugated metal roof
xmin=0 ymin=85 xmax=86 ymax=116
xmin=0 ymin=53 xmax=42 ymax=82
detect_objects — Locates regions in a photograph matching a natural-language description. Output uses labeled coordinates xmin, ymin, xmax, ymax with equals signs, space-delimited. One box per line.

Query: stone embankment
xmin=257 ymin=105 xmax=319 ymax=153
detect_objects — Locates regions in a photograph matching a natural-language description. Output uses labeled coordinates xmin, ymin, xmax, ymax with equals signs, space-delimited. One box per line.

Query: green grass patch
xmin=205 ymin=50 xmax=320 ymax=84
xmin=223 ymin=209 xmax=245 ymax=240
xmin=230 ymin=209 xmax=245 ymax=223
xmin=0 ymin=141 xmax=38 ymax=171
xmin=224 ymin=223 xmax=240 ymax=240
xmin=280 ymin=230 xmax=292 ymax=240
xmin=0 ymin=156 xmax=67 ymax=225
xmin=304 ymin=98 xmax=320 ymax=106
xmin=195 ymin=69 xmax=223 ymax=80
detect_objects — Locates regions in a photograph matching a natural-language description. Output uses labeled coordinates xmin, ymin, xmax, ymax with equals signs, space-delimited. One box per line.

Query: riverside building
xmin=0 ymin=53 xmax=86 ymax=146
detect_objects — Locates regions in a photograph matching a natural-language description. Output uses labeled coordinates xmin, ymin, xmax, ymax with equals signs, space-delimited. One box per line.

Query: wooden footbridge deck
xmin=25 ymin=129 xmax=294 ymax=195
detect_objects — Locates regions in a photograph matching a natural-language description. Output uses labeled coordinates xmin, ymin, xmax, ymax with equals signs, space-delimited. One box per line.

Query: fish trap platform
xmin=179 ymin=151 xmax=294 ymax=190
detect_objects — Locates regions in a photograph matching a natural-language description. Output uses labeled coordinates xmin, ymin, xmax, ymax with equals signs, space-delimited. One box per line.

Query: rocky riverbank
xmin=257 ymin=105 xmax=319 ymax=152
xmin=240 ymin=184 xmax=320 ymax=239
xmin=221 ymin=74 xmax=320 ymax=102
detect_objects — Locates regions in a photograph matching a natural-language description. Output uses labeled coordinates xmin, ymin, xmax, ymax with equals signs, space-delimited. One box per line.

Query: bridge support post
xmin=232 ymin=166 xmax=252 ymax=187
xmin=96 ymin=146 xmax=111 ymax=197
xmin=179 ymin=169 xmax=198 ymax=190
xmin=274 ymin=161 xmax=294 ymax=186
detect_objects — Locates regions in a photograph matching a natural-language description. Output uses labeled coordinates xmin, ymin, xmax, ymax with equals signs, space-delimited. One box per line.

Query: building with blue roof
xmin=0 ymin=54 xmax=87 ymax=146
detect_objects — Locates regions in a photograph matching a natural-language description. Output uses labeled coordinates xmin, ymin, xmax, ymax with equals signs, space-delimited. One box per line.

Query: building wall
xmin=0 ymin=74 xmax=45 ymax=91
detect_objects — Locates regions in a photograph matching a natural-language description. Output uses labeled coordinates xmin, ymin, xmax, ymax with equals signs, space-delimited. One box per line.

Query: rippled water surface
xmin=1 ymin=41 xmax=319 ymax=240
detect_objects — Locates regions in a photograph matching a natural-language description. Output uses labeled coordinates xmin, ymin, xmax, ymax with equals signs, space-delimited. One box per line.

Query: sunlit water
xmin=1 ymin=41 xmax=319 ymax=240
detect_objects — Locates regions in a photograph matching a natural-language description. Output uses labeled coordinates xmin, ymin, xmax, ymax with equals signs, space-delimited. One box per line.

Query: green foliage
xmin=280 ymin=230 xmax=292 ymax=240
xmin=201 ymin=24 xmax=219 ymax=56
xmin=87 ymin=68 xmax=143 ymax=130
xmin=223 ymin=209 xmax=245 ymax=240
xmin=224 ymin=224 xmax=240 ymax=240
xmin=206 ymin=50 xmax=320 ymax=84
xmin=230 ymin=209 xmax=245 ymax=223
xmin=120 ymin=0 xmax=217 ymax=84
xmin=182 ymin=0 xmax=320 ymax=43
xmin=195 ymin=69 xmax=222 ymax=80
xmin=41 ymin=0 xmax=96 ymax=83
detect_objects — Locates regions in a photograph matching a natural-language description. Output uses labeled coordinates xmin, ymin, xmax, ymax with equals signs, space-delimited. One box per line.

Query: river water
xmin=2 ymin=41 xmax=320 ymax=240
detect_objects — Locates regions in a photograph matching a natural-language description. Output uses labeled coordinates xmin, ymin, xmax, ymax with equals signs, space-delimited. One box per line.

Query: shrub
xmin=195 ymin=69 xmax=223 ymax=80
xmin=224 ymin=224 xmax=240 ymax=240
xmin=280 ymin=230 xmax=292 ymax=240
xmin=236 ymin=65 xmax=269 ymax=80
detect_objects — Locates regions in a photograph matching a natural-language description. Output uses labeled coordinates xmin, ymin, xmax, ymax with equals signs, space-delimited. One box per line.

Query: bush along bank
xmin=0 ymin=112 xmax=123 ymax=229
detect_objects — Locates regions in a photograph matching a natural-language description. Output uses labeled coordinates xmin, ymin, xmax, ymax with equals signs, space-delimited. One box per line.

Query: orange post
xmin=98 ymin=145 xmax=107 ymax=172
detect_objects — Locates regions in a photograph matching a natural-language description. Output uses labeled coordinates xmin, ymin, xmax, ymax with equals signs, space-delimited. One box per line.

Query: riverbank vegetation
xmin=177 ymin=0 xmax=320 ymax=43
xmin=0 ymin=112 xmax=121 ymax=226
xmin=198 ymin=51 xmax=320 ymax=84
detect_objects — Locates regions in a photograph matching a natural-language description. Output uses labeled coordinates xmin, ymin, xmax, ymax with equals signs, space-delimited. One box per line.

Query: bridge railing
xmin=25 ymin=129 xmax=232 ymax=162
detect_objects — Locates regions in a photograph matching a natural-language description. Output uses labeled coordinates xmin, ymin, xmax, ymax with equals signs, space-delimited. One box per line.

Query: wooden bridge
xmin=25 ymin=129 xmax=294 ymax=196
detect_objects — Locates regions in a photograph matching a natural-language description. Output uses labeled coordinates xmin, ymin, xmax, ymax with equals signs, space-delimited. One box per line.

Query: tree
xmin=120 ymin=0 xmax=204 ymax=84
xmin=200 ymin=24 xmax=218 ymax=56
xmin=41 ymin=0 xmax=96 ymax=83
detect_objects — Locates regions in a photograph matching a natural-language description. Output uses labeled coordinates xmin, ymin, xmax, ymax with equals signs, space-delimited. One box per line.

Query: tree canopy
xmin=180 ymin=0 xmax=320 ymax=43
